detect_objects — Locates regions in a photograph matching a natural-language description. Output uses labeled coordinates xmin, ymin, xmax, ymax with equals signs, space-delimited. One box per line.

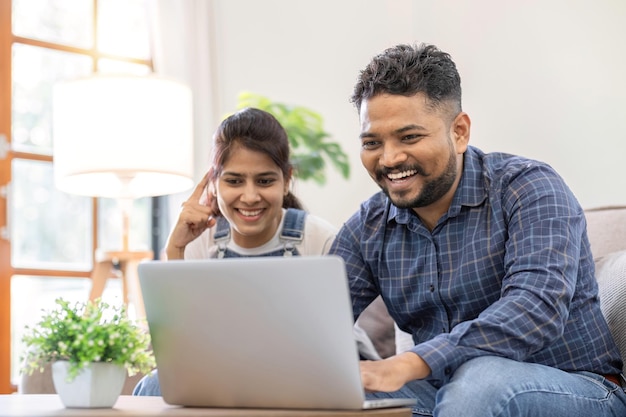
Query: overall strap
xmin=213 ymin=209 xmax=307 ymax=258
xmin=279 ymin=208 xmax=307 ymax=257
xmin=213 ymin=216 xmax=231 ymax=259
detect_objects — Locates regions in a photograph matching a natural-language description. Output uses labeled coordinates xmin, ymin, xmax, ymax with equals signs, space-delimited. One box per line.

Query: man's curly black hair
xmin=351 ymin=43 xmax=462 ymax=120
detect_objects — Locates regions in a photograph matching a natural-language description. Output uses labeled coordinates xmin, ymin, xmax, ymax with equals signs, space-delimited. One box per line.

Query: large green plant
xmin=236 ymin=92 xmax=350 ymax=185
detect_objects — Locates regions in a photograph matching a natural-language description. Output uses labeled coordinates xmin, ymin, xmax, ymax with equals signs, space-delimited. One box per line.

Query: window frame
xmin=0 ymin=0 xmax=153 ymax=393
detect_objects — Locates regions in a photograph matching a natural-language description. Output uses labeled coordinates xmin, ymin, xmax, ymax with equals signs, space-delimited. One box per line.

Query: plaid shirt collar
xmin=388 ymin=146 xmax=488 ymax=226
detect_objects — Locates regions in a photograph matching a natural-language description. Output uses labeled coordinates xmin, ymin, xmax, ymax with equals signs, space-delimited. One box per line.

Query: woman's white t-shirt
xmin=183 ymin=208 xmax=337 ymax=259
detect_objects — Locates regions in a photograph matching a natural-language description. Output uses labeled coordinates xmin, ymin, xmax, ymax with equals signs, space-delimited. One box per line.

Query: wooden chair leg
xmin=89 ymin=260 xmax=114 ymax=302
xmin=121 ymin=259 xmax=146 ymax=321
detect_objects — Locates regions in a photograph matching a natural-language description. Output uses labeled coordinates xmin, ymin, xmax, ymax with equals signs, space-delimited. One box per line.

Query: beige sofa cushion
xmin=594 ymin=250 xmax=626 ymax=373
xmin=585 ymin=206 xmax=626 ymax=260
xmin=356 ymin=296 xmax=396 ymax=359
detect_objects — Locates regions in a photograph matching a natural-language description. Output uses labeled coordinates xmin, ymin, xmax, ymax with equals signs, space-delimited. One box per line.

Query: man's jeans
xmin=366 ymin=356 xmax=626 ymax=416
xmin=134 ymin=357 xmax=626 ymax=416
xmin=133 ymin=370 xmax=162 ymax=396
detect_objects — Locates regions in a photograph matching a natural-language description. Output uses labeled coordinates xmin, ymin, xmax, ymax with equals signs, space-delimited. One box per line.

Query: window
xmin=0 ymin=0 xmax=155 ymax=392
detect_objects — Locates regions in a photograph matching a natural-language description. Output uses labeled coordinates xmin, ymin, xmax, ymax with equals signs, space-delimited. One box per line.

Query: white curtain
xmin=149 ymin=0 xmax=218 ymax=255
xmin=150 ymin=0 xmax=217 ymax=184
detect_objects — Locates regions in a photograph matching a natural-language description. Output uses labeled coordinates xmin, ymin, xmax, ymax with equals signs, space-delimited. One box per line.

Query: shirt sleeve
xmin=329 ymin=201 xmax=385 ymax=319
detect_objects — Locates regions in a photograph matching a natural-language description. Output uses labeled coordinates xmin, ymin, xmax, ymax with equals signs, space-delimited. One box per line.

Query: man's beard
xmin=377 ymin=150 xmax=458 ymax=209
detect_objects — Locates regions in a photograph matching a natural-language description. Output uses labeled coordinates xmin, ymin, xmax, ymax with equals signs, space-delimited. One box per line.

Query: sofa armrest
xmin=356 ymin=296 xmax=396 ymax=359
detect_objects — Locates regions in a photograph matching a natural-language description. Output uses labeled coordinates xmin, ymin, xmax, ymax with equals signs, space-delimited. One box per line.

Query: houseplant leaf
xmin=21 ymin=298 xmax=155 ymax=382
xmin=235 ymin=92 xmax=350 ymax=185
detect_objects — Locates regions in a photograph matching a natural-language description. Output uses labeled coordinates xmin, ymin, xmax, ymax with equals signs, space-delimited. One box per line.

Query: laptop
xmin=137 ymin=255 xmax=416 ymax=410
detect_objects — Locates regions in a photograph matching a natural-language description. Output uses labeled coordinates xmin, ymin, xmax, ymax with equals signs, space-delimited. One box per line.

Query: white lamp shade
xmin=53 ymin=74 xmax=194 ymax=199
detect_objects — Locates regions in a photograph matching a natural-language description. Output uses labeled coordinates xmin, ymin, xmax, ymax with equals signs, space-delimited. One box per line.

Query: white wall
xmin=202 ymin=0 xmax=626 ymax=228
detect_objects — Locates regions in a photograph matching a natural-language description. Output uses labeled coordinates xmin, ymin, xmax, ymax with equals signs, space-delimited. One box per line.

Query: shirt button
xmin=444 ymin=367 xmax=451 ymax=375
xmin=429 ymin=284 xmax=435 ymax=292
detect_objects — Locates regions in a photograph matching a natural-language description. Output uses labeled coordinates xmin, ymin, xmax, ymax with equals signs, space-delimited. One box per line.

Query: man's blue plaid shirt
xmin=330 ymin=146 xmax=622 ymax=386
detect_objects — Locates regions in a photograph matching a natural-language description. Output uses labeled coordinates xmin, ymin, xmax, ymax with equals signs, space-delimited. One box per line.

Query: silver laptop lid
xmin=138 ymin=255 xmax=370 ymax=409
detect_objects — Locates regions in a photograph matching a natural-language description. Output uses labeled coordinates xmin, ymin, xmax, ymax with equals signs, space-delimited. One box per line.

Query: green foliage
xmin=236 ymin=92 xmax=350 ymax=185
xmin=21 ymin=298 xmax=156 ymax=382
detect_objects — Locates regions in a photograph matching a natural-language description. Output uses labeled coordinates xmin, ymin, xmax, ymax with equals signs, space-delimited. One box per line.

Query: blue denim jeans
xmin=133 ymin=369 xmax=162 ymax=396
xmin=366 ymin=356 xmax=626 ymax=416
xmin=134 ymin=357 xmax=626 ymax=416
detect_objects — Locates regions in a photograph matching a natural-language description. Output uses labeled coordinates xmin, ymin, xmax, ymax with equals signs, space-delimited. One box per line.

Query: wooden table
xmin=0 ymin=395 xmax=412 ymax=417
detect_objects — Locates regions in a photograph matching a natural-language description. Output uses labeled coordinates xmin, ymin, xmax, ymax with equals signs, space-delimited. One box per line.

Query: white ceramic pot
xmin=51 ymin=360 xmax=126 ymax=408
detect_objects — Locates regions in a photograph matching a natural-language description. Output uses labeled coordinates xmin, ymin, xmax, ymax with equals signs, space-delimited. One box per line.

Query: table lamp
xmin=52 ymin=73 xmax=194 ymax=318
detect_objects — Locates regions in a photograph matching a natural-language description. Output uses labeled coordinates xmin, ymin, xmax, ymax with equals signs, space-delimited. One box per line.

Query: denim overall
xmin=213 ymin=208 xmax=306 ymax=258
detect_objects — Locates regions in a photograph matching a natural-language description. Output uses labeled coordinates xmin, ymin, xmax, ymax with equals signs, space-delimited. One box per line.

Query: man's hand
xmin=165 ymin=171 xmax=218 ymax=259
xmin=360 ymin=352 xmax=431 ymax=392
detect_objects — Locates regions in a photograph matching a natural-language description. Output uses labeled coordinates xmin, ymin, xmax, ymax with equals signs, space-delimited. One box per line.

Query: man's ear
xmin=451 ymin=112 xmax=471 ymax=154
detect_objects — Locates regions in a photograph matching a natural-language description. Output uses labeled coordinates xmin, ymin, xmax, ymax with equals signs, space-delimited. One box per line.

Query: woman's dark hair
xmin=209 ymin=107 xmax=303 ymax=210
xmin=351 ymin=43 xmax=462 ymax=120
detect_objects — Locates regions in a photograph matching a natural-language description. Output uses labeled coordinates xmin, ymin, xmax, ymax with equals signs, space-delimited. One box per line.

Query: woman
xmin=133 ymin=107 xmax=378 ymax=396
xmin=165 ymin=107 xmax=335 ymax=261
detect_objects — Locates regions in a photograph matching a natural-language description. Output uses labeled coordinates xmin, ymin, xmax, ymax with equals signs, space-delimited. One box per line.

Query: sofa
xmin=18 ymin=206 xmax=626 ymax=393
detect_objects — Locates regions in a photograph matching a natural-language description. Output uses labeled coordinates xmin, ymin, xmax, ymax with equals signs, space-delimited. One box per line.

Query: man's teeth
xmin=239 ymin=209 xmax=262 ymax=217
xmin=387 ymin=170 xmax=417 ymax=180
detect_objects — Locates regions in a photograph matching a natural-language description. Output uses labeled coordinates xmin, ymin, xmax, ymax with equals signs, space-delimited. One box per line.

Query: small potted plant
xmin=21 ymin=298 xmax=156 ymax=408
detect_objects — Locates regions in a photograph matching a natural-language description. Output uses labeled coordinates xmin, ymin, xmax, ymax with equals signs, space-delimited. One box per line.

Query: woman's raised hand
xmin=165 ymin=171 xmax=217 ymax=259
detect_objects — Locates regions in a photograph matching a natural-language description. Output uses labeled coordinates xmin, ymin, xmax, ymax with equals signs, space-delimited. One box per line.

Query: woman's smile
xmin=215 ymin=144 xmax=288 ymax=248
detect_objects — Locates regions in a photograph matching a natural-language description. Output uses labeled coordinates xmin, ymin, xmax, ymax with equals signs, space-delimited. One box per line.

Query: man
xmin=329 ymin=43 xmax=626 ymax=416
